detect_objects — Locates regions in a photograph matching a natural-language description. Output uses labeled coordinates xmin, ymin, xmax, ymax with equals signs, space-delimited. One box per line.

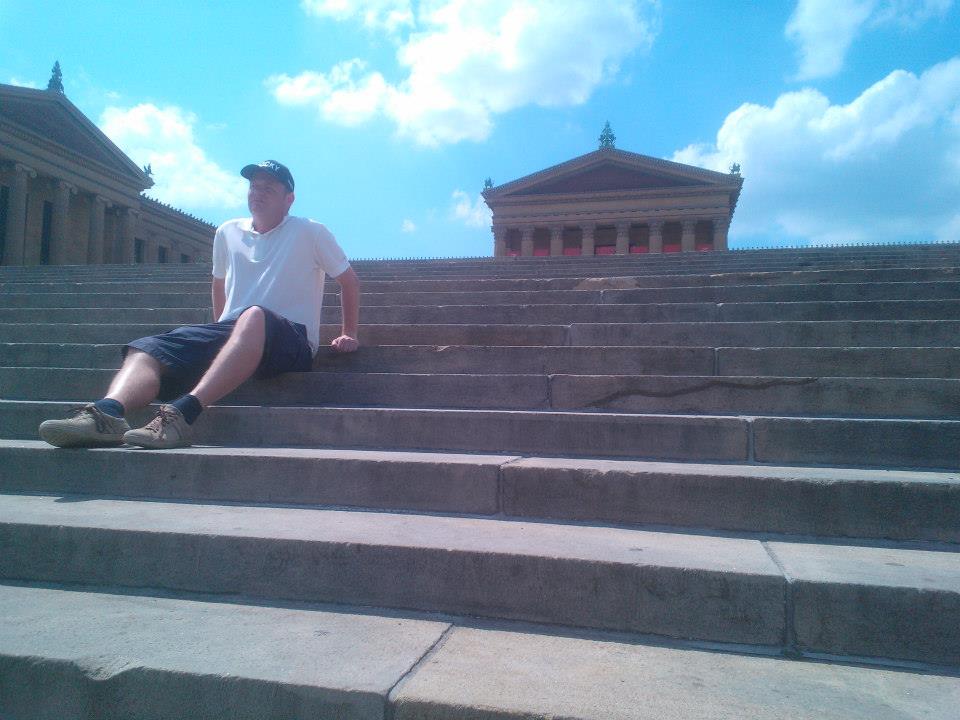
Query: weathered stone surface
xmin=0 ymin=584 xmax=448 ymax=720
xmin=0 ymin=367 xmax=555 ymax=410
xmin=769 ymin=542 xmax=960 ymax=665
xmin=0 ymin=494 xmax=784 ymax=644
xmin=500 ymin=457 xmax=960 ymax=542
xmin=753 ymin=416 xmax=960 ymax=470
xmin=392 ymin=627 xmax=960 ymax=720
xmin=717 ymin=346 xmax=960 ymax=378
xmin=570 ymin=320 xmax=960 ymax=347
xmin=548 ymin=374 xmax=960 ymax=418
xmin=0 ymin=440 xmax=509 ymax=514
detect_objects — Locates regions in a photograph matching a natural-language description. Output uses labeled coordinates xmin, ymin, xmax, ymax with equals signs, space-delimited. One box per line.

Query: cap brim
xmin=240 ymin=164 xmax=263 ymax=180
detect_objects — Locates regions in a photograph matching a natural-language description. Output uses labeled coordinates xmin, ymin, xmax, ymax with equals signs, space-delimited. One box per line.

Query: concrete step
xmin=715 ymin=346 xmax=960 ymax=378
xmin=0 ymin=493 xmax=785 ymax=646
xmin=2 ymin=494 xmax=958 ymax=662
xmin=391 ymin=624 xmax=960 ymax=719
xmin=0 ymin=291 xmax=212 ymax=309
xmin=0 ymin=583 xmax=447 ymax=720
xmin=568 ymin=320 xmax=960 ymax=347
xmin=0 ymin=307 xmax=212 ymax=325
xmin=322 ymin=300 xmax=960 ymax=325
xmin=0 ymin=322 xmax=572 ymax=346
xmin=0 ymin=585 xmax=960 ymax=720
xmin=4 ymin=265 xmax=960 ymax=294
xmin=2 ymin=440 xmax=956 ymax=542
xmin=0 ymin=343 xmax=717 ymax=375
xmin=7 ymin=258 xmax=958 ymax=283
xmin=4 ymin=282 xmax=960 ymax=315
xmin=0 ymin=323 xmax=182 ymax=344
xmin=6 ymin=400 xmax=959 ymax=468
xmin=304 ymin=344 xmax=960 ymax=379
xmin=0 ymin=368 xmax=550 ymax=411
xmin=2 ymin=584 xmax=958 ymax=720
xmin=4 ymin=299 xmax=959 ymax=327
xmin=4 ymin=368 xmax=959 ymax=419
xmin=5 ymin=343 xmax=960 ymax=378
xmin=5 ymin=281 xmax=960 ymax=309
xmin=547 ymin=374 xmax=960 ymax=418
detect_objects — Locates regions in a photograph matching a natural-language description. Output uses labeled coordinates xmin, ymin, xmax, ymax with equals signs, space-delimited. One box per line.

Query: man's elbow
xmin=337 ymin=268 xmax=360 ymax=294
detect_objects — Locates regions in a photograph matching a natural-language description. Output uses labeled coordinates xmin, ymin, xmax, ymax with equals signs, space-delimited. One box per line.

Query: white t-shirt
xmin=212 ymin=215 xmax=351 ymax=353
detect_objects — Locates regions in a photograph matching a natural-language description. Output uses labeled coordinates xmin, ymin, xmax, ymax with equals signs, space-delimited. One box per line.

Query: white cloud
xmin=786 ymin=0 xmax=952 ymax=80
xmin=99 ymin=104 xmax=246 ymax=210
xmin=672 ymin=57 xmax=960 ymax=246
xmin=270 ymin=0 xmax=660 ymax=146
xmin=401 ymin=218 xmax=416 ymax=232
xmin=301 ymin=0 xmax=414 ymax=33
xmin=451 ymin=189 xmax=491 ymax=228
xmin=8 ymin=77 xmax=39 ymax=88
xmin=269 ymin=60 xmax=390 ymax=126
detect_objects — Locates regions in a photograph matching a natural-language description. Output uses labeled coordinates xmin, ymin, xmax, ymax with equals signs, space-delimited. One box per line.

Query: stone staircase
xmin=0 ymin=245 xmax=958 ymax=719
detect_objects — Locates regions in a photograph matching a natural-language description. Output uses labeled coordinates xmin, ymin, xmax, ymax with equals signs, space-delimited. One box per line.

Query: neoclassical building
xmin=483 ymin=146 xmax=743 ymax=257
xmin=0 ymin=81 xmax=214 ymax=266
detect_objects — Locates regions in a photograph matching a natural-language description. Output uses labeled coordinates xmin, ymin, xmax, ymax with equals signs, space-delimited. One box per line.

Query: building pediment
xmin=485 ymin=148 xmax=739 ymax=201
xmin=0 ymin=84 xmax=152 ymax=190
xmin=506 ymin=162 xmax=703 ymax=196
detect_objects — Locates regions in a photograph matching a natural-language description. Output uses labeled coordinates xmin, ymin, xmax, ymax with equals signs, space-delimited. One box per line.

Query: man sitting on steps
xmin=39 ymin=159 xmax=360 ymax=450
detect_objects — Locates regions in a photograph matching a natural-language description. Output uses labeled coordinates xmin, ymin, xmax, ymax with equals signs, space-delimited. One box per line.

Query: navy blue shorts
xmin=124 ymin=305 xmax=313 ymax=401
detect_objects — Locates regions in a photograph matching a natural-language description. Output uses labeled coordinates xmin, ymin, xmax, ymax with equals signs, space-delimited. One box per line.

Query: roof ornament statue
xmin=729 ymin=162 xmax=741 ymax=175
xmin=143 ymin=163 xmax=153 ymax=178
xmin=598 ymin=121 xmax=616 ymax=149
xmin=483 ymin=177 xmax=493 ymax=189
xmin=47 ymin=61 xmax=64 ymax=94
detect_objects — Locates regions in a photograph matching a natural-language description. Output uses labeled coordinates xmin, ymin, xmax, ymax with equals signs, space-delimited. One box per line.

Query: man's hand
xmin=331 ymin=334 xmax=359 ymax=353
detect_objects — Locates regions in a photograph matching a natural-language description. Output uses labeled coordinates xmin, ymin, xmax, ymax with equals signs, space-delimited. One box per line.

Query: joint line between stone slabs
xmin=761 ymin=540 xmax=798 ymax=657
xmin=746 ymin=416 xmax=756 ymax=463
xmin=496 ymin=456 xmax=527 ymax=517
xmin=385 ymin=623 xmax=456 ymax=720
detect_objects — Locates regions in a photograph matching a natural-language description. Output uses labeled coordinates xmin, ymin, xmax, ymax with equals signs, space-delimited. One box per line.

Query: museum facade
xmin=483 ymin=147 xmax=743 ymax=257
xmin=0 ymin=82 xmax=214 ymax=266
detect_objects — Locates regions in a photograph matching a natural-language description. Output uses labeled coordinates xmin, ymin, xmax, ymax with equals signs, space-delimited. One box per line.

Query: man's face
xmin=247 ymin=172 xmax=293 ymax=219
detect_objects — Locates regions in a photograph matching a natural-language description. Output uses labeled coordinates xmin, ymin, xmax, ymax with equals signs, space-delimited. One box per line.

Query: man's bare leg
xmin=190 ymin=305 xmax=266 ymax=407
xmin=105 ymin=348 xmax=164 ymax=411
xmin=123 ymin=307 xmax=266 ymax=449
xmin=38 ymin=347 xmax=164 ymax=447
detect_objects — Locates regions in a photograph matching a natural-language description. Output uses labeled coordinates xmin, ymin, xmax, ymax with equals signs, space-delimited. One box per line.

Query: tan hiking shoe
xmin=39 ymin=404 xmax=131 ymax=448
xmin=124 ymin=405 xmax=193 ymax=449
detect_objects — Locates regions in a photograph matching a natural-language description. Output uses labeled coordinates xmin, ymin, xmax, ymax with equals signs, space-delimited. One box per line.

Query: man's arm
xmin=330 ymin=267 xmax=360 ymax=353
xmin=212 ymin=277 xmax=226 ymax=321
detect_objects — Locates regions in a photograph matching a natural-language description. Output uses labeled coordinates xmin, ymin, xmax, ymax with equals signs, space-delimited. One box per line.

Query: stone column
xmin=51 ymin=180 xmax=77 ymax=265
xmin=4 ymin=163 xmax=36 ymax=265
xmin=87 ymin=195 xmax=110 ymax=264
xmin=493 ymin=226 xmax=507 ymax=257
xmin=713 ymin=216 xmax=730 ymax=251
xmin=144 ymin=236 xmax=159 ymax=264
xmin=648 ymin=221 xmax=663 ymax=254
xmin=520 ymin=227 xmax=534 ymax=257
xmin=681 ymin=219 xmax=696 ymax=253
xmin=549 ymin=226 xmax=563 ymax=257
xmin=615 ymin=223 xmax=630 ymax=255
xmin=119 ymin=207 xmax=139 ymax=264
xmin=581 ymin=224 xmax=595 ymax=256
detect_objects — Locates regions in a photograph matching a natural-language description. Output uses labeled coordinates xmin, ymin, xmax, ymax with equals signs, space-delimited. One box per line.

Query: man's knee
xmin=231 ymin=306 xmax=267 ymax=340
xmin=124 ymin=348 xmax=163 ymax=373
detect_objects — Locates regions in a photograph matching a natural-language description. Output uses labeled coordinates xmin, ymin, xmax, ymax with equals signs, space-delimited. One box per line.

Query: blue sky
xmin=2 ymin=0 xmax=959 ymax=259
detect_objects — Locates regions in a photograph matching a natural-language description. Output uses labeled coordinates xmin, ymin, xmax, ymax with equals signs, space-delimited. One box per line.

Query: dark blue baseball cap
xmin=240 ymin=160 xmax=295 ymax=192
